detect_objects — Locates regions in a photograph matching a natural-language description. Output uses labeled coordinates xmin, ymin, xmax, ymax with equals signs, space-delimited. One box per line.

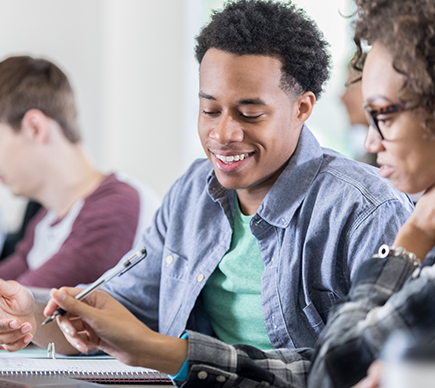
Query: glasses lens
xmin=364 ymin=109 xmax=383 ymax=140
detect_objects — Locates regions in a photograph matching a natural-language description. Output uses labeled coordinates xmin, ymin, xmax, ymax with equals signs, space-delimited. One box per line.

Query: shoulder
xmin=91 ymin=173 xmax=141 ymax=199
xmin=80 ymin=174 xmax=142 ymax=219
xmin=316 ymin=148 xmax=410 ymax=206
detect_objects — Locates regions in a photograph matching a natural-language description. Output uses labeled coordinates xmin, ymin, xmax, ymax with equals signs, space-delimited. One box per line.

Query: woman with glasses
xmin=308 ymin=0 xmax=435 ymax=387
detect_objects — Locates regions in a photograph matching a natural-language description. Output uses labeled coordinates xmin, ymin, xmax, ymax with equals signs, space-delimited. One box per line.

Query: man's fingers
xmin=1 ymin=334 xmax=33 ymax=352
xmin=0 ymin=280 xmax=22 ymax=298
xmin=0 ymin=319 xmax=21 ymax=331
xmin=0 ymin=325 xmax=33 ymax=350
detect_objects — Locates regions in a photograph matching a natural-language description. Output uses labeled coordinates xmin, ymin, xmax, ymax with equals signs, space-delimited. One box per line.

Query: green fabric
xmin=202 ymin=197 xmax=274 ymax=350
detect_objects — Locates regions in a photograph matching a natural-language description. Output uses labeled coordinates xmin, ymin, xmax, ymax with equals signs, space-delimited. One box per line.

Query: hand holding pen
xmin=42 ymin=247 xmax=147 ymax=326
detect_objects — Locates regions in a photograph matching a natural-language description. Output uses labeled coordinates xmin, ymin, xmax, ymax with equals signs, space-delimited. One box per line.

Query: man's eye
xmin=202 ymin=110 xmax=219 ymax=116
xmin=241 ymin=113 xmax=263 ymax=119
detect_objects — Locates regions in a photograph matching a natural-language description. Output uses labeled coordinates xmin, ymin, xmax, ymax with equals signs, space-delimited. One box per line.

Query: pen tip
xmin=41 ymin=317 xmax=52 ymax=326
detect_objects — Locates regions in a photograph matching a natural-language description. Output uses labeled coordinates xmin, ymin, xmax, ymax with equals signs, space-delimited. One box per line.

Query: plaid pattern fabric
xmin=174 ymin=248 xmax=435 ymax=388
xmin=308 ymin=248 xmax=435 ymax=388
xmin=175 ymin=331 xmax=312 ymax=387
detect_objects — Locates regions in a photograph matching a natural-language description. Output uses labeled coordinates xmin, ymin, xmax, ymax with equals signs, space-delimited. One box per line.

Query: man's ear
xmin=20 ymin=109 xmax=50 ymax=144
xmin=293 ymin=91 xmax=316 ymax=124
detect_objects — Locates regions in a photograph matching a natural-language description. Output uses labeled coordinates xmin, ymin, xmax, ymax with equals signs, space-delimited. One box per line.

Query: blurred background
xmin=0 ymin=0 xmax=360 ymax=233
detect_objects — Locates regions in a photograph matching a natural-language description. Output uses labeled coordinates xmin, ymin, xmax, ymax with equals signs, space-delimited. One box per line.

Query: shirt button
xmin=197 ymin=274 xmax=205 ymax=282
xmin=216 ymin=375 xmax=226 ymax=382
xmin=166 ymin=255 xmax=174 ymax=264
xmin=198 ymin=371 xmax=208 ymax=380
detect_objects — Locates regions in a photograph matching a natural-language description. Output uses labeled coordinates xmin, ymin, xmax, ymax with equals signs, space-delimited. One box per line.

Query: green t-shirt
xmin=202 ymin=197 xmax=274 ymax=350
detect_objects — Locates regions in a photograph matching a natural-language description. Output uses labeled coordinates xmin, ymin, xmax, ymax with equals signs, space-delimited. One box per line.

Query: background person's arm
xmin=0 ymin=281 xmax=77 ymax=354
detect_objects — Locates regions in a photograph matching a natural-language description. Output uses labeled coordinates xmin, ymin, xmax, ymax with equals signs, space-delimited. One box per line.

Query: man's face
xmin=0 ymin=122 xmax=38 ymax=197
xmin=198 ymin=49 xmax=303 ymax=201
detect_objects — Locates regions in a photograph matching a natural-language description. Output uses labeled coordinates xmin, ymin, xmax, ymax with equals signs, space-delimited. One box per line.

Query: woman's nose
xmin=364 ymin=125 xmax=384 ymax=153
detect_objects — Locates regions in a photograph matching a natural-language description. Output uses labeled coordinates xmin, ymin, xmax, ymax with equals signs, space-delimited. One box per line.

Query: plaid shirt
xmin=175 ymin=247 xmax=435 ymax=388
xmin=308 ymin=246 xmax=435 ymax=388
xmin=175 ymin=331 xmax=312 ymax=387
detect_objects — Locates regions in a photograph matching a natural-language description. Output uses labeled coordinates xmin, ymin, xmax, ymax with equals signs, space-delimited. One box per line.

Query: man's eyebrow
xmin=198 ymin=92 xmax=266 ymax=106
xmin=236 ymin=98 xmax=266 ymax=106
xmin=198 ymin=91 xmax=215 ymax=100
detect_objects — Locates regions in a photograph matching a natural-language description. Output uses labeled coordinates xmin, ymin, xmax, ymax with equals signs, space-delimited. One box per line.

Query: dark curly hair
xmin=195 ymin=0 xmax=331 ymax=99
xmin=352 ymin=0 xmax=435 ymax=133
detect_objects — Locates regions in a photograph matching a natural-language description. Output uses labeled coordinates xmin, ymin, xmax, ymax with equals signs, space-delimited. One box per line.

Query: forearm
xmin=136 ymin=332 xmax=188 ymax=376
xmin=30 ymin=292 xmax=78 ymax=355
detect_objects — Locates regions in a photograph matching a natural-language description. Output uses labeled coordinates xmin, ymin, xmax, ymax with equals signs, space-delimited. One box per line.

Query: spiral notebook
xmin=0 ymin=357 xmax=170 ymax=383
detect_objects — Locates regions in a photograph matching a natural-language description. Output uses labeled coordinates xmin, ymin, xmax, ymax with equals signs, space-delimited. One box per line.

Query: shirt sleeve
xmin=173 ymin=331 xmax=312 ymax=388
xmin=307 ymin=250 xmax=433 ymax=388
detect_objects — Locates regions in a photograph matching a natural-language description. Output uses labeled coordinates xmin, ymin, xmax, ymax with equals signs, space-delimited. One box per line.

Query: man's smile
xmin=215 ymin=152 xmax=251 ymax=164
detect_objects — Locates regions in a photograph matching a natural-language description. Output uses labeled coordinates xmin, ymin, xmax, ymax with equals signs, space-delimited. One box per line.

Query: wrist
xmin=139 ymin=330 xmax=188 ymax=376
xmin=394 ymin=221 xmax=435 ymax=261
xmin=375 ymin=244 xmax=421 ymax=266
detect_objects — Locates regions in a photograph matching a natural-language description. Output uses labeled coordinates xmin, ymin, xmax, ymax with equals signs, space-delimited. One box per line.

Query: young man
xmin=0 ymin=56 xmax=160 ymax=288
xmin=0 ymin=1 xmax=413 ymax=387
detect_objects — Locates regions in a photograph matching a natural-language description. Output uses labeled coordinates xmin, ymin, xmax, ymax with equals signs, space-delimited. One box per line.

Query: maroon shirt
xmin=0 ymin=174 xmax=140 ymax=288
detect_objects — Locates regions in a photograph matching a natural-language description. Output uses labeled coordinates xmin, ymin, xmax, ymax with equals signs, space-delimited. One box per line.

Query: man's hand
xmin=0 ymin=279 xmax=36 ymax=351
xmin=46 ymin=287 xmax=188 ymax=375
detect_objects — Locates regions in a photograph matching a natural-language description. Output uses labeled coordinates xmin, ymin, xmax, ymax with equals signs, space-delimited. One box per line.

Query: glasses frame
xmin=363 ymin=103 xmax=408 ymax=140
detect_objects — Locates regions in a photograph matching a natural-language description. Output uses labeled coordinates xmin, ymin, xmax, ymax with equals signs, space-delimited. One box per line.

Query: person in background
xmin=0 ymin=56 xmax=161 ymax=288
xmin=308 ymin=0 xmax=435 ymax=386
xmin=0 ymin=2 xmax=414 ymax=387
xmin=341 ymin=59 xmax=378 ymax=167
xmin=0 ymin=200 xmax=41 ymax=259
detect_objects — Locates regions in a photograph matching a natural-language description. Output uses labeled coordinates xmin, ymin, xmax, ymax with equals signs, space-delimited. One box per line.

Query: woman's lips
xmin=379 ymin=164 xmax=395 ymax=179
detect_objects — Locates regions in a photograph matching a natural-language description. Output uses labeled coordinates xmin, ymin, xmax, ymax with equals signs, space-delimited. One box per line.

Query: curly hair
xmin=195 ymin=0 xmax=331 ymax=99
xmin=352 ymin=0 xmax=435 ymax=132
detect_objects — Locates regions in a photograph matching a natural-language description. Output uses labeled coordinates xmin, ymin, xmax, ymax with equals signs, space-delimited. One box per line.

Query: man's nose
xmin=210 ymin=113 xmax=244 ymax=144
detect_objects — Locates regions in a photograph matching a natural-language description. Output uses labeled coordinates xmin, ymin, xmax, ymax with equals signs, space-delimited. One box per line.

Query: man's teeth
xmin=216 ymin=153 xmax=248 ymax=163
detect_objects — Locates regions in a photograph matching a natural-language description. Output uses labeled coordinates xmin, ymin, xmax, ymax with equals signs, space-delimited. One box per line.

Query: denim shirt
xmin=103 ymin=126 xmax=413 ymax=349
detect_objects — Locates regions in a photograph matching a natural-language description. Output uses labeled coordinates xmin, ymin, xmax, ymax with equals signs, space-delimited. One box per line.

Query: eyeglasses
xmin=363 ymin=103 xmax=408 ymax=140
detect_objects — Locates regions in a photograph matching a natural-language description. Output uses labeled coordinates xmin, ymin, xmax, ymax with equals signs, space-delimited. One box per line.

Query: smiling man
xmin=198 ymin=51 xmax=308 ymax=215
xmin=0 ymin=1 xmax=414 ymax=387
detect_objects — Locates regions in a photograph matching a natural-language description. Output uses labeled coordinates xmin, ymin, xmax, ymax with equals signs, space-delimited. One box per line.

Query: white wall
xmin=0 ymin=0 xmax=189 ymax=231
xmin=99 ymin=0 xmax=185 ymax=195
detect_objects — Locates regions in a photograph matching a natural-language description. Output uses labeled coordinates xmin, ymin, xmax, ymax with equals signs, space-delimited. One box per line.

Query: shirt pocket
xmin=161 ymin=247 xmax=189 ymax=281
xmin=302 ymin=291 xmax=337 ymax=338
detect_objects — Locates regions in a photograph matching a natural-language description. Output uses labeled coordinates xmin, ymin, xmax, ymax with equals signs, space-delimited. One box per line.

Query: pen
xmin=41 ymin=247 xmax=147 ymax=326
